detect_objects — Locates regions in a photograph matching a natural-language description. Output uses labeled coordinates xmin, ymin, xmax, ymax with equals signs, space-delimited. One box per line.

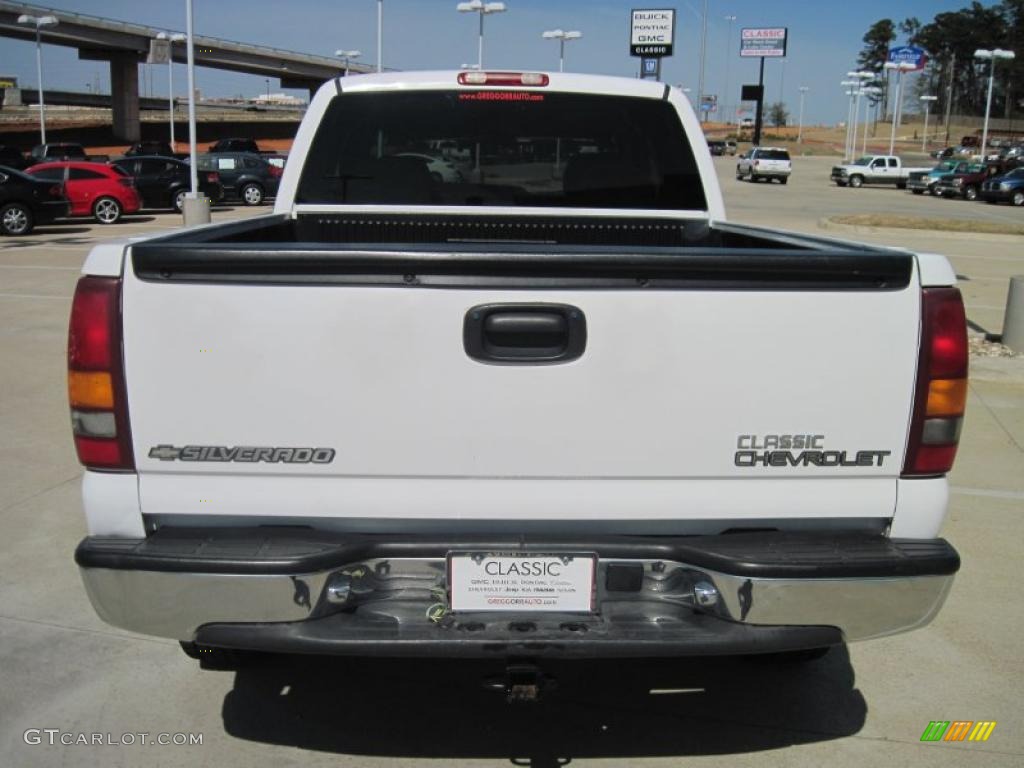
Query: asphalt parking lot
xmin=1 ymin=166 xmax=1022 ymax=768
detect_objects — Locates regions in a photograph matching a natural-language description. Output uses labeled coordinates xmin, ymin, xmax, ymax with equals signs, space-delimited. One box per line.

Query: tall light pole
xmin=974 ymin=49 xmax=1016 ymax=162
xmin=456 ymin=1 xmax=507 ymax=70
xmin=841 ymin=81 xmax=858 ymax=161
xmin=846 ymin=71 xmax=872 ymax=162
xmin=920 ymin=94 xmax=937 ymax=152
xmin=377 ymin=0 xmax=383 ymax=72
xmin=696 ymin=0 xmax=709 ymax=121
xmin=860 ymin=86 xmax=881 ymax=155
xmin=157 ymin=32 xmax=186 ymax=150
xmin=16 ymin=14 xmax=59 ymax=145
xmin=722 ymin=15 xmax=736 ymax=125
xmin=182 ymin=0 xmax=209 ymax=224
xmin=884 ymin=60 xmax=915 ymax=155
xmin=335 ymin=49 xmax=362 ymax=76
xmin=541 ymin=29 xmax=581 ymax=72
xmin=796 ymin=86 xmax=808 ymax=143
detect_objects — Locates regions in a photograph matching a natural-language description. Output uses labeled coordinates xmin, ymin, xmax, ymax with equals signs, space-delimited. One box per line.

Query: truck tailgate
xmin=121 ymin=243 xmax=920 ymax=529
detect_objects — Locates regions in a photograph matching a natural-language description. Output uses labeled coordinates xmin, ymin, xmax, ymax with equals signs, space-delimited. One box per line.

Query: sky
xmin=0 ymin=0 xmax=980 ymax=124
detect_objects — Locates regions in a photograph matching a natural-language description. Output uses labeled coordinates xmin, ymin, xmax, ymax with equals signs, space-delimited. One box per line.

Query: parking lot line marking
xmin=0 ymin=292 xmax=70 ymax=301
xmin=951 ymin=486 xmax=1024 ymax=501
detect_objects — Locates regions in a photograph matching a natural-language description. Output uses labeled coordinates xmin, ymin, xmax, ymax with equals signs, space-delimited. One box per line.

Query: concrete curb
xmin=818 ymin=217 xmax=1024 ymax=243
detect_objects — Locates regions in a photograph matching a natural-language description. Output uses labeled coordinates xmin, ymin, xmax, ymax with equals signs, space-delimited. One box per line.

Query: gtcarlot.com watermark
xmin=24 ymin=729 xmax=202 ymax=747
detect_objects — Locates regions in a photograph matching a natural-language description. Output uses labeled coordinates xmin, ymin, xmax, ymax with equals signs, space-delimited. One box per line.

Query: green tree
xmin=857 ymin=19 xmax=896 ymax=121
xmin=767 ymin=102 xmax=789 ymax=127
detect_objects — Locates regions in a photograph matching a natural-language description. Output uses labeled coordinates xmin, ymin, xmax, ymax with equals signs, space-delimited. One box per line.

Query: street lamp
xmin=919 ymin=94 xmax=938 ymax=152
xmin=722 ymin=15 xmax=736 ymax=126
xmin=860 ymin=86 xmax=882 ymax=155
xmin=156 ymin=32 xmax=186 ymax=150
xmin=796 ymin=86 xmax=809 ymax=143
xmin=974 ymin=49 xmax=1016 ymax=162
xmin=541 ymin=29 xmax=581 ymax=72
xmin=335 ymin=49 xmax=362 ymax=76
xmin=182 ymin=0 xmax=210 ymax=225
xmin=841 ymin=81 xmax=858 ymax=161
xmin=456 ymin=1 xmax=506 ymax=70
xmin=376 ymin=0 xmax=383 ymax=72
xmin=16 ymin=14 xmax=59 ymax=145
xmin=884 ymin=60 xmax=916 ymax=155
xmin=846 ymin=71 xmax=872 ymax=164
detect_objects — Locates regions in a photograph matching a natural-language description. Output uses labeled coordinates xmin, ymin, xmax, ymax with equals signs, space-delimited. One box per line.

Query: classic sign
xmin=740 ymin=27 xmax=788 ymax=58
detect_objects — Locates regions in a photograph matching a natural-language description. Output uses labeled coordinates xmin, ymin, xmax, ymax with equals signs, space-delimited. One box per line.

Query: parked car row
xmin=0 ymin=141 xmax=284 ymax=234
xmin=830 ymin=153 xmax=1024 ymax=207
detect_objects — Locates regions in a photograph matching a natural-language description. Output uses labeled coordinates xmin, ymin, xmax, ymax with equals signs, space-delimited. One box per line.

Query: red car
xmin=24 ymin=161 xmax=141 ymax=224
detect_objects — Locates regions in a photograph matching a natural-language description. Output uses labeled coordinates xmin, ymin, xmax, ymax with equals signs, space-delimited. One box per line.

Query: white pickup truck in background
xmin=830 ymin=154 xmax=933 ymax=188
xmin=70 ymin=71 xmax=964 ymax=677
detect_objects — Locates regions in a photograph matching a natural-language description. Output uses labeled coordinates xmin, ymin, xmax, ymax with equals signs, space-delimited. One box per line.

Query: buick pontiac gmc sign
xmin=630 ymin=9 xmax=675 ymax=57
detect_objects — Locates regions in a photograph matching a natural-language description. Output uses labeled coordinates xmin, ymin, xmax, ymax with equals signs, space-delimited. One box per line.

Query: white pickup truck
xmin=71 ymin=71 xmax=964 ymax=674
xmin=830 ymin=155 xmax=933 ymax=188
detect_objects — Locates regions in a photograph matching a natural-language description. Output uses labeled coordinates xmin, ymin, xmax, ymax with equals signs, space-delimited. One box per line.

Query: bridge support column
xmin=109 ymin=53 xmax=140 ymax=142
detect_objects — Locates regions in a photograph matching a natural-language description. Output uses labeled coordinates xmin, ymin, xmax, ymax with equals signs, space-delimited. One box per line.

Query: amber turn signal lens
xmin=68 ymin=371 xmax=114 ymax=409
xmin=925 ymin=378 xmax=967 ymax=418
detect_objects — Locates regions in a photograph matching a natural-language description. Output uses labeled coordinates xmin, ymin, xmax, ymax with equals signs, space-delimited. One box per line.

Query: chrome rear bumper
xmin=76 ymin=529 xmax=959 ymax=654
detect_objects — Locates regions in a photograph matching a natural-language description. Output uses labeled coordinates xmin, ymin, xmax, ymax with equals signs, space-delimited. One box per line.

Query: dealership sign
xmin=888 ymin=45 xmax=928 ymax=71
xmin=740 ymin=27 xmax=788 ymax=57
xmin=630 ymin=9 xmax=675 ymax=57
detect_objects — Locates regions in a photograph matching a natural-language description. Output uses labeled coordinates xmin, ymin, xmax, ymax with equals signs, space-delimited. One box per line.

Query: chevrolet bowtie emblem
xmin=148 ymin=444 xmax=182 ymax=460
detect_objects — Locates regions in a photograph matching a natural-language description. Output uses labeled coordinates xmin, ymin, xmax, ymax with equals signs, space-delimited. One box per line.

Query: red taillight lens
xmin=68 ymin=277 xmax=134 ymax=470
xmin=206 ymin=172 xmax=219 ymax=183
xmin=49 ymin=184 xmax=63 ymax=198
xmin=118 ymin=177 xmax=134 ymax=187
xmin=457 ymin=71 xmax=549 ymax=86
xmin=268 ymin=164 xmax=283 ymax=177
xmin=903 ymin=287 xmax=968 ymax=477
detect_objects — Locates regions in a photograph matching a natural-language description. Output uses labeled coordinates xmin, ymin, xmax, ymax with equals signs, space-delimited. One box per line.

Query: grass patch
xmin=830 ymin=214 xmax=1024 ymax=236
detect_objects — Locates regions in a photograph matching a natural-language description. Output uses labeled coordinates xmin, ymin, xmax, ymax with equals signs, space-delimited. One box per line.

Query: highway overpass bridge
xmin=0 ymin=0 xmax=372 ymax=140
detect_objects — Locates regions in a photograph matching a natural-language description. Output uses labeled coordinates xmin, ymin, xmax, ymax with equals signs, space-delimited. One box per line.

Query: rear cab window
xmin=296 ymin=90 xmax=707 ymax=210
xmin=756 ymin=149 xmax=790 ymax=161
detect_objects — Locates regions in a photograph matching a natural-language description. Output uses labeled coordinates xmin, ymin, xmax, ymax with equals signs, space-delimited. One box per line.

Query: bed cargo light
xmin=457 ymin=71 xmax=549 ymax=86
xmin=67 ymin=277 xmax=134 ymax=470
xmin=903 ymin=287 xmax=968 ymax=476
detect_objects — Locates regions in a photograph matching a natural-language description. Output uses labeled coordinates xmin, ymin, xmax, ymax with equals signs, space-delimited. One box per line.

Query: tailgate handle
xmin=464 ymin=303 xmax=586 ymax=364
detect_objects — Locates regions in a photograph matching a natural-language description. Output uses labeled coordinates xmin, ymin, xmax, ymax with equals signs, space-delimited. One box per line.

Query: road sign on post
xmin=148 ymin=39 xmax=171 ymax=65
xmin=740 ymin=27 xmax=787 ymax=58
xmin=888 ymin=45 xmax=927 ymax=71
xmin=739 ymin=28 xmax=787 ymax=146
xmin=630 ymin=9 xmax=675 ymax=58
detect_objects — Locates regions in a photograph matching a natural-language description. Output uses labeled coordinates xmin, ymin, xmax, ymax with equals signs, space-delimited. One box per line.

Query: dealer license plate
xmin=448 ymin=553 xmax=596 ymax=613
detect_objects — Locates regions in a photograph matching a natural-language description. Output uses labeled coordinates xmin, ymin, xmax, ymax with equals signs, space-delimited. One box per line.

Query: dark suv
xmin=29 ymin=143 xmax=88 ymax=162
xmin=208 ymin=138 xmax=261 ymax=154
xmin=195 ymin=152 xmax=280 ymax=205
xmin=124 ymin=141 xmax=175 ymax=158
xmin=111 ymin=156 xmax=224 ymax=211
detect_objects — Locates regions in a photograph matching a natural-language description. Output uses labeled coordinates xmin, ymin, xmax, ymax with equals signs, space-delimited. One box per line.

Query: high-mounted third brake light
xmin=903 ymin=287 xmax=968 ymax=477
xmin=457 ymin=71 xmax=550 ymax=86
xmin=67 ymin=276 xmax=134 ymax=471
